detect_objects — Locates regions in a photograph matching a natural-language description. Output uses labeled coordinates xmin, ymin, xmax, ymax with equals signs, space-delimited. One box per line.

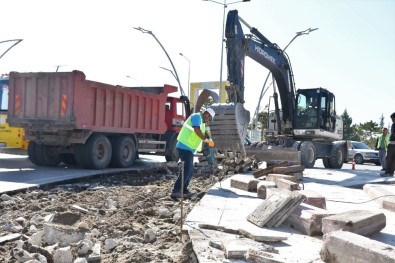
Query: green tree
xmin=379 ymin=114 xmax=384 ymax=129
xmin=341 ymin=109 xmax=359 ymax=141
xmin=257 ymin=111 xmax=269 ymax=140
xmin=360 ymin=120 xmax=379 ymax=135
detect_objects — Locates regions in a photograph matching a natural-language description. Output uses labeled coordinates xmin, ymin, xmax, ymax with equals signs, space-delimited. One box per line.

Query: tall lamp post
xmin=253 ymin=27 xmax=318 ymax=130
xmin=159 ymin=66 xmax=177 ymax=82
xmin=134 ymin=27 xmax=185 ymax=96
xmin=202 ymin=0 xmax=250 ymax=101
xmin=179 ymin=53 xmax=190 ymax=97
xmin=0 ymin=39 xmax=23 ymax=61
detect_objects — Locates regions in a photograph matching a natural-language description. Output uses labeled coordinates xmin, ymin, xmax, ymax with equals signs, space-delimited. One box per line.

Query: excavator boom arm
xmin=225 ymin=10 xmax=296 ymax=122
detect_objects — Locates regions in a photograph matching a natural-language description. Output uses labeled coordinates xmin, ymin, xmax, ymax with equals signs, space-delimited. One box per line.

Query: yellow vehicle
xmin=0 ymin=75 xmax=28 ymax=151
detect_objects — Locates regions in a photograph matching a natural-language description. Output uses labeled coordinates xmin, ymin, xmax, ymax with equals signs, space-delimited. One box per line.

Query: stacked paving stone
xmin=193 ymin=153 xmax=258 ymax=178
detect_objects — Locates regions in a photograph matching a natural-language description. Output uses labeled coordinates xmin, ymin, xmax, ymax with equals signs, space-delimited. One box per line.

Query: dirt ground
xmin=0 ymin=163 xmax=226 ymax=263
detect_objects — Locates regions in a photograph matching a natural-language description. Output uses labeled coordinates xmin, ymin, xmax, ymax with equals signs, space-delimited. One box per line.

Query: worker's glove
xmin=204 ymin=139 xmax=215 ymax=148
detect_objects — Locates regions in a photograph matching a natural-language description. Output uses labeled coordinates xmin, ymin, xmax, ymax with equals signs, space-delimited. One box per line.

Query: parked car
xmin=348 ymin=141 xmax=380 ymax=165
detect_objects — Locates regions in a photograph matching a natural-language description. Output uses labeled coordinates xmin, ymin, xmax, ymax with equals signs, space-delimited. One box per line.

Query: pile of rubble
xmin=0 ymin=165 xmax=217 ymax=263
xmin=194 ymin=152 xmax=258 ymax=177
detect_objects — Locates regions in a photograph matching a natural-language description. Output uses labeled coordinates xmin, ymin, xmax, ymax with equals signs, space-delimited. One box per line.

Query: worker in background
xmin=171 ymin=108 xmax=215 ymax=199
xmin=305 ymin=97 xmax=318 ymax=117
xmin=375 ymin=127 xmax=389 ymax=171
xmin=381 ymin=112 xmax=395 ymax=177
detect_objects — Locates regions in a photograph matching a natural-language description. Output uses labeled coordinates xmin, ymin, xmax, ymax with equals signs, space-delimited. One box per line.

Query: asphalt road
xmin=0 ymin=153 xmax=166 ymax=194
xmin=0 ymin=152 xmax=386 ymax=194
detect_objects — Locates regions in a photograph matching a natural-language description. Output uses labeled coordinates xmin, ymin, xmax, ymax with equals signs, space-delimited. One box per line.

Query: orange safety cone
xmin=352 ymin=159 xmax=355 ymax=170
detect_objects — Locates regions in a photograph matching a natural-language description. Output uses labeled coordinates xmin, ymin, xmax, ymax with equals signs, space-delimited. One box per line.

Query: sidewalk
xmin=184 ymin=167 xmax=395 ymax=262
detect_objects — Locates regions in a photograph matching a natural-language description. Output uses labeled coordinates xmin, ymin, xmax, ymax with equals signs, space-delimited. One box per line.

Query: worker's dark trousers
xmin=172 ymin=148 xmax=194 ymax=193
xmin=385 ymin=144 xmax=395 ymax=175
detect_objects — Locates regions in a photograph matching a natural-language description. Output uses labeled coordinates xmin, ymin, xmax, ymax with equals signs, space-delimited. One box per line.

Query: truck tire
xmin=75 ymin=144 xmax=89 ymax=168
xmin=292 ymin=141 xmax=302 ymax=150
xmin=322 ymin=157 xmax=331 ymax=168
xmin=165 ymin=132 xmax=179 ymax=162
xmin=84 ymin=135 xmax=112 ymax=169
xmin=300 ymin=141 xmax=316 ymax=168
xmin=35 ymin=144 xmax=62 ymax=166
xmin=328 ymin=143 xmax=344 ymax=169
xmin=61 ymin=153 xmax=77 ymax=166
xmin=110 ymin=136 xmax=136 ymax=168
xmin=27 ymin=141 xmax=42 ymax=166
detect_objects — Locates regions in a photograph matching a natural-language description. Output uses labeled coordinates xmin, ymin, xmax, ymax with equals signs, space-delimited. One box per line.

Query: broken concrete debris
xmin=322 ymin=210 xmax=386 ymax=237
xmin=247 ymin=188 xmax=306 ymax=228
xmin=284 ymin=202 xmax=335 ymax=236
xmin=320 ymin=230 xmax=395 ymax=263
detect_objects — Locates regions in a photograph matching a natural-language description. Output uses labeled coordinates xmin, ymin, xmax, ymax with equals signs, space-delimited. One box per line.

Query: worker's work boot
xmin=380 ymin=172 xmax=394 ymax=177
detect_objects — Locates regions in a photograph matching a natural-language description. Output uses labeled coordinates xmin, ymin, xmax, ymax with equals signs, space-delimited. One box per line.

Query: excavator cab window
xmin=294 ymin=90 xmax=320 ymax=129
xmin=294 ymin=88 xmax=336 ymax=132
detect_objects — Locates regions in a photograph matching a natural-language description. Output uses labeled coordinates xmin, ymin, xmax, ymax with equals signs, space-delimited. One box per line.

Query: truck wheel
xmin=322 ymin=157 xmax=331 ymax=168
xmin=35 ymin=144 xmax=62 ymax=166
xmin=300 ymin=141 xmax=316 ymax=168
xmin=164 ymin=132 xmax=180 ymax=162
xmin=61 ymin=153 xmax=77 ymax=166
xmin=165 ymin=136 xmax=180 ymax=162
xmin=27 ymin=141 xmax=42 ymax=166
xmin=328 ymin=143 xmax=344 ymax=169
xmin=84 ymin=135 xmax=112 ymax=169
xmin=110 ymin=136 xmax=136 ymax=168
xmin=75 ymin=144 xmax=89 ymax=168
xmin=292 ymin=141 xmax=301 ymax=150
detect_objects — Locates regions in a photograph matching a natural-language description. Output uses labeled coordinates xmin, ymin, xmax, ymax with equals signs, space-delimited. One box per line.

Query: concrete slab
xmin=186 ymin=163 xmax=395 ymax=262
xmin=185 ymin=176 xmax=324 ymax=262
xmin=285 ymin=203 xmax=335 ymax=236
xmin=322 ymin=210 xmax=386 ymax=236
xmin=245 ymin=148 xmax=300 ymax=165
xmin=230 ymin=175 xmax=259 ymax=192
xmin=321 ymin=230 xmax=395 ymax=263
xmin=364 ymin=184 xmax=395 ymax=212
xmin=257 ymin=181 xmax=277 ymax=199
xmin=296 ymin=189 xmax=327 ymax=209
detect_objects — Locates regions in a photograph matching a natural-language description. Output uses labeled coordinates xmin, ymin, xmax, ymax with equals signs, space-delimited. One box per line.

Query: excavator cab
xmin=294 ymin=88 xmax=338 ymax=135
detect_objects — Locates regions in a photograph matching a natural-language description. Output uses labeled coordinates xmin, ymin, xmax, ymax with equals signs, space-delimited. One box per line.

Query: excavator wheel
xmin=299 ymin=141 xmax=316 ymax=168
xmin=328 ymin=143 xmax=344 ymax=169
xmin=209 ymin=103 xmax=250 ymax=157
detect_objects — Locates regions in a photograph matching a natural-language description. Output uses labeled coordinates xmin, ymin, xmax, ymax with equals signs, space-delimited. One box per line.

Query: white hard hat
xmin=206 ymin=108 xmax=215 ymax=119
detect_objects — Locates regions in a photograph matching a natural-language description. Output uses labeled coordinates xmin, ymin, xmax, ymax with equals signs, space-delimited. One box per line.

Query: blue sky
xmin=1 ymin=0 xmax=394 ymax=127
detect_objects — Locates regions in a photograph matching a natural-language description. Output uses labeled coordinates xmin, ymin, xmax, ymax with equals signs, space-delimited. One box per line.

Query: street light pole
xmin=134 ymin=27 xmax=185 ymax=96
xmin=159 ymin=66 xmax=177 ymax=82
xmin=55 ymin=65 xmax=66 ymax=72
xmin=179 ymin=53 xmax=190 ymax=97
xmin=0 ymin=39 xmax=23 ymax=61
xmin=253 ymin=27 xmax=319 ymax=130
xmin=202 ymin=0 xmax=250 ymax=102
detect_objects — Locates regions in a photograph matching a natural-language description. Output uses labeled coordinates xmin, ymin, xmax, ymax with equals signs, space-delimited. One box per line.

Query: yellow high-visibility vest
xmin=177 ymin=113 xmax=205 ymax=150
xmin=377 ymin=134 xmax=390 ymax=150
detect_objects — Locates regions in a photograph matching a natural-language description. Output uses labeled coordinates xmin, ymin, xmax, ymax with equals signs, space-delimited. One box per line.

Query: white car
xmin=348 ymin=141 xmax=380 ymax=165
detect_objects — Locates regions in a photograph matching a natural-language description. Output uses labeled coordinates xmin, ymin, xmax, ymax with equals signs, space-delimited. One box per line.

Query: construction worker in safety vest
xmin=375 ymin=127 xmax=390 ymax=171
xmin=171 ymin=108 xmax=215 ymax=199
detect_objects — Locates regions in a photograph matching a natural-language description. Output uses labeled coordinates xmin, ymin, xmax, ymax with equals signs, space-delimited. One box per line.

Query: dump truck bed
xmin=7 ymin=71 xmax=177 ymax=135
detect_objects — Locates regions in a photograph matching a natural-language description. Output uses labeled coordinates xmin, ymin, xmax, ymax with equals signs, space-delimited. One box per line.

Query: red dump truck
xmin=7 ymin=71 xmax=190 ymax=169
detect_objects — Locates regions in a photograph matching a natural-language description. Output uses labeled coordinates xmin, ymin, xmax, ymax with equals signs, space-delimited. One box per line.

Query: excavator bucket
xmin=209 ymin=103 xmax=250 ymax=157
